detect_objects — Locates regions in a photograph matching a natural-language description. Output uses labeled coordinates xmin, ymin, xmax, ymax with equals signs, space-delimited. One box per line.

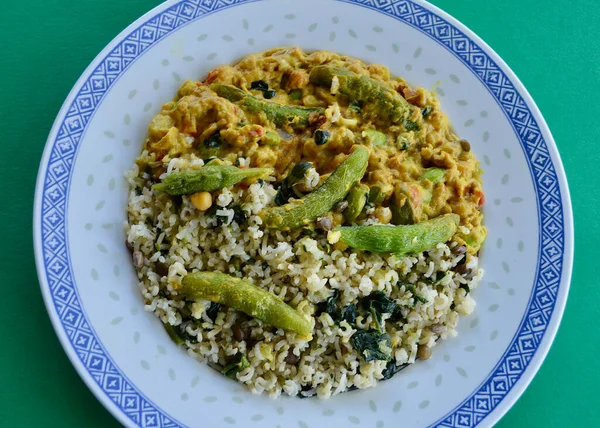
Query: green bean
xmin=309 ymin=65 xmax=414 ymax=126
xmin=153 ymin=165 xmax=272 ymax=195
xmin=333 ymin=214 xmax=460 ymax=255
xmin=181 ymin=272 xmax=313 ymax=339
xmin=260 ymin=146 xmax=369 ymax=229
xmin=211 ymin=84 xmax=324 ymax=127
xmin=344 ymin=184 xmax=369 ymax=222
xmin=420 ymin=167 xmax=446 ymax=184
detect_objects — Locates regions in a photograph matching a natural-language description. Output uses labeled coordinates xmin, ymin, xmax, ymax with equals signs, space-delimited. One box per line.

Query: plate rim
xmin=33 ymin=0 xmax=574 ymax=427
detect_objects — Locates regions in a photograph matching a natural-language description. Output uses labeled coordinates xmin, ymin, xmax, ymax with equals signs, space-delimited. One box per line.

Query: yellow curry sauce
xmin=142 ymin=47 xmax=486 ymax=253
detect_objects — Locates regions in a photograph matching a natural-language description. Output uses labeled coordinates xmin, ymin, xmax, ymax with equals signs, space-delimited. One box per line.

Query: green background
xmin=1 ymin=0 xmax=597 ymax=426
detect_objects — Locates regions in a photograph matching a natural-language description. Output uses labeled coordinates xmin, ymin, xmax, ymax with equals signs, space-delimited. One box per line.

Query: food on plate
xmin=125 ymin=47 xmax=486 ymax=398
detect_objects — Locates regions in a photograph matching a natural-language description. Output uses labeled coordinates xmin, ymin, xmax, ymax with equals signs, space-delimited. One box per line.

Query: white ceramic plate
xmin=33 ymin=0 xmax=574 ymax=426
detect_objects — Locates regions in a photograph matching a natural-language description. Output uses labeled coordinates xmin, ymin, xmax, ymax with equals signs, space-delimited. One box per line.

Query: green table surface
xmin=1 ymin=0 xmax=597 ymax=426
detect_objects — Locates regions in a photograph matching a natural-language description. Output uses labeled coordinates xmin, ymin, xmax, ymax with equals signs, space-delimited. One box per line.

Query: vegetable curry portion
xmin=143 ymin=47 xmax=486 ymax=253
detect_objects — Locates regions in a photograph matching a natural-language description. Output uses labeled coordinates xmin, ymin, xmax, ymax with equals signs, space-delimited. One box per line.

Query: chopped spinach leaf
xmin=361 ymin=291 xmax=398 ymax=331
xmin=317 ymin=291 xmax=340 ymax=322
xmin=350 ymin=329 xmax=392 ymax=362
xmin=340 ymin=304 xmax=357 ymax=326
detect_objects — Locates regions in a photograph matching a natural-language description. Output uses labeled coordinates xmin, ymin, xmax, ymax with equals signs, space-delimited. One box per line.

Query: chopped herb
xmin=422 ymin=106 xmax=432 ymax=118
xmin=246 ymin=257 xmax=256 ymax=265
xmin=414 ymin=295 xmax=428 ymax=305
xmin=397 ymin=281 xmax=428 ymax=306
xmin=221 ymin=352 xmax=249 ymax=379
xmin=263 ymin=89 xmax=276 ymax=99
xmin=350 ymin=329 xmax=392 ymax=362
xmin=250 ymin=80 xmax=269 ymax=91
xmin=460 ymin=284 xmax=471 ymax=293
xmin=204 ymin=132 xmax=222 ymax=148
xmin=314 ymin=129 xmax=331 ymax=145
xmin=404 ymin=119 xmax=420 ymax=131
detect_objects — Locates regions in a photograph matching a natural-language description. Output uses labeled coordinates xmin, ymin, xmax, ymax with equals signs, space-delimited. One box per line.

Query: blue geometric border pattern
xmin=38 ymin=1 xmax=564 ymax=427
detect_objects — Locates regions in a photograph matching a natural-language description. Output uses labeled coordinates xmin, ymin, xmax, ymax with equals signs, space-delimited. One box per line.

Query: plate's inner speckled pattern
xmin=35 ymin=1 xmax=571 ymax=427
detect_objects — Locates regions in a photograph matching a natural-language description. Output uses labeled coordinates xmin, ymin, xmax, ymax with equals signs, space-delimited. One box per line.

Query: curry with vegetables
xmin=145 ymin=46 xmax=486 ymax=253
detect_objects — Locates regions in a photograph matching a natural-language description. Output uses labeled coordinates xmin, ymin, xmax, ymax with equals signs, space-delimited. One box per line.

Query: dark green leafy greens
xmin=317 ymin=291 xmax=340 ymax=321
xmin=340 ymin=304 xmax=357 ymax=325
xmin=350 ymin=329 xmax=392 ymax=362
xmin=206 ymin=205 xmax=247 ymax=226
xmin=361 ymin=291 xmax=398 ymax=331
xmin=316 ymin=292 xmax=357 ymax=326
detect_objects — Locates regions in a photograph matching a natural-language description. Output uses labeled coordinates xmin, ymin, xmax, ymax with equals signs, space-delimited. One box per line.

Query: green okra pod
xmin=211 ymin=84 xmax=324 ymax=127
xmin=260 ymin=146 xmax=370 ymax=230
xmin=309 ymin=65 xmax=414 ymax=127
xmin=153 ymin=165 xmax=272 ymax=195
xmin=332 ymin=213 xmax=460 ymax=255
xmin=181 ymin=272 xmax=313 ymax=339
